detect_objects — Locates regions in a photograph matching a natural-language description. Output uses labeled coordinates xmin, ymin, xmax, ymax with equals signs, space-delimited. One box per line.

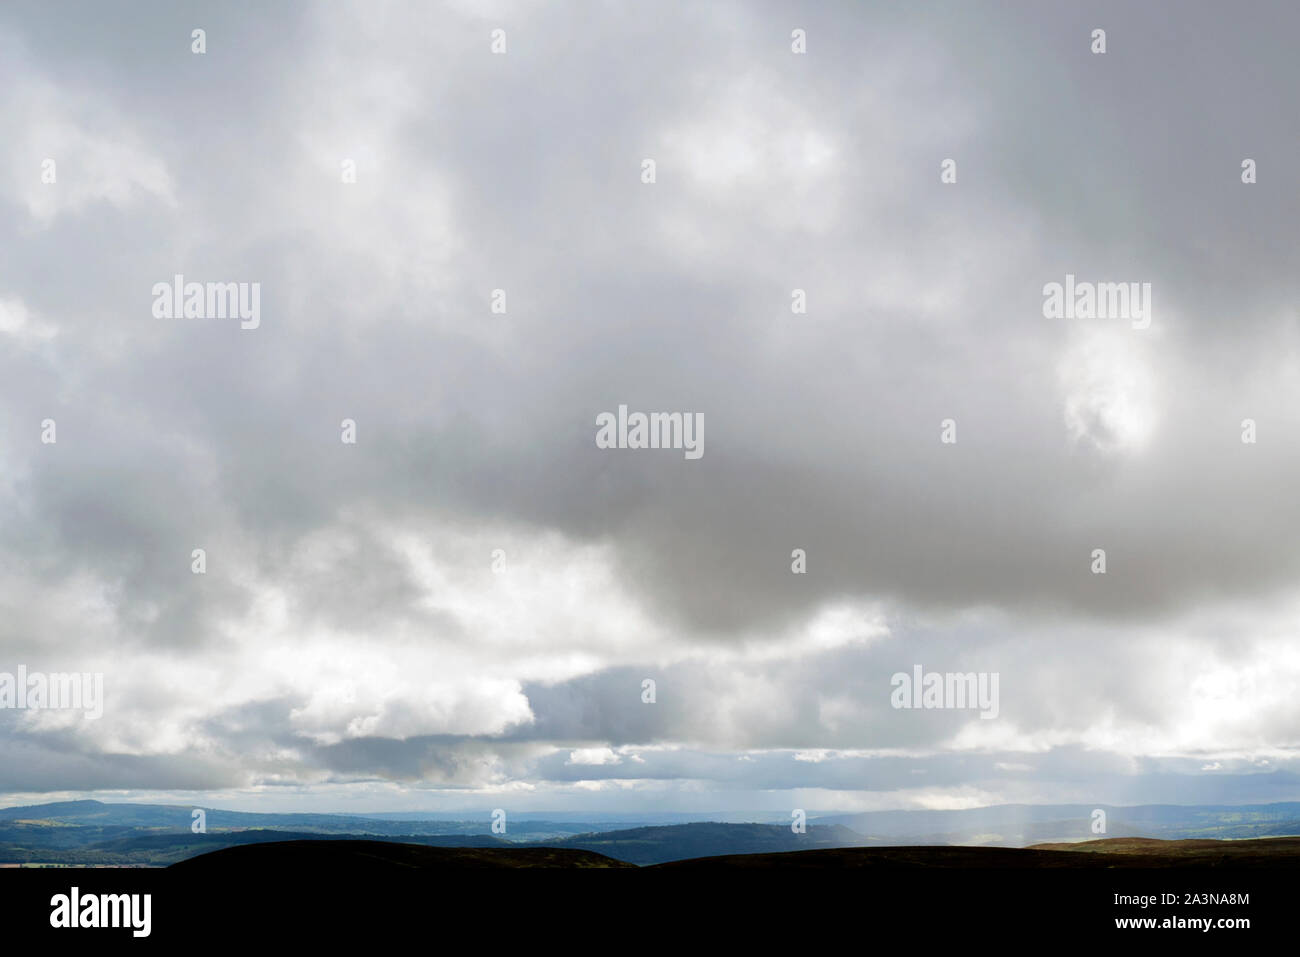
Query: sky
xmin=2 ymin=0 xmax=1299 ymax=817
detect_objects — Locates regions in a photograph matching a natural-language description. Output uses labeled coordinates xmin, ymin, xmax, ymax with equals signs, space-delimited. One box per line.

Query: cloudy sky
xmin=2 ymin=0 xmax=1299 ymax=816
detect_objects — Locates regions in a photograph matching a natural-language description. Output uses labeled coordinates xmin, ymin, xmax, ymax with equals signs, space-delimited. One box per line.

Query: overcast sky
xmin=2 ymin=0 xmax=1299 ymax=816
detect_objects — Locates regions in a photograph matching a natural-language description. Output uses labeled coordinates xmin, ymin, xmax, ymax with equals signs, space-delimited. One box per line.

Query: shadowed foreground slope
xmin=658 ymin=836 xmax=1300 ymax=869
xmin=168 ymin=839 xmax=634 ymax=873
xmin=1026 ymin=835 xmax=1300 ymax=863
xmin=169 ymin=835 xmax=1300 ymax=874
xmin=543 ymin=821 xmax=865 ymax=865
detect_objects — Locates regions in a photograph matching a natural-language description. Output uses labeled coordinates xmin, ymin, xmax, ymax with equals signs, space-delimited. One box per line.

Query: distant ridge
xmin=5 ymin=799 xmax=1300 ymax=866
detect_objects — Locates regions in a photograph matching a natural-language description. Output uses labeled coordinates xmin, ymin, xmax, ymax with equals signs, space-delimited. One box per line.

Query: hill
xmin=169 ymin=839 xmax=634 ymax=873
xmin=653 ymin=837 xmax=1300 ymax=868
xmin=0 ymin=828 xmax=513 ymax=866
xmin=540 ymin=821 xmax=868 ymax=865
xmin=166 ymin=835 xmax=1300 ymax=874
xmin=1027 ymin=835 xmax=1300 ymax=863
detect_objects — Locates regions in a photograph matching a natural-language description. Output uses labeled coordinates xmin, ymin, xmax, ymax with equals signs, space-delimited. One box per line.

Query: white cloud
xmin=567 ymin=747 xmax=621 ymax=766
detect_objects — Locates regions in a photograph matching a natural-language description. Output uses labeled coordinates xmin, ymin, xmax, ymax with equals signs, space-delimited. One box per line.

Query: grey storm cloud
xmin=1 ymin=0 xmax=1298 ymax=811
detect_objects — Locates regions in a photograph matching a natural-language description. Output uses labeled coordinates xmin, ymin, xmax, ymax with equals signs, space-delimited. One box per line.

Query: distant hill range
xmin=0 ymin=799 xmax=609 ymax=837
xmin=815 ymin=802 xmax=1300 ymax=845
xmin=2 ymin=799 xmax=1300 ymax=866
